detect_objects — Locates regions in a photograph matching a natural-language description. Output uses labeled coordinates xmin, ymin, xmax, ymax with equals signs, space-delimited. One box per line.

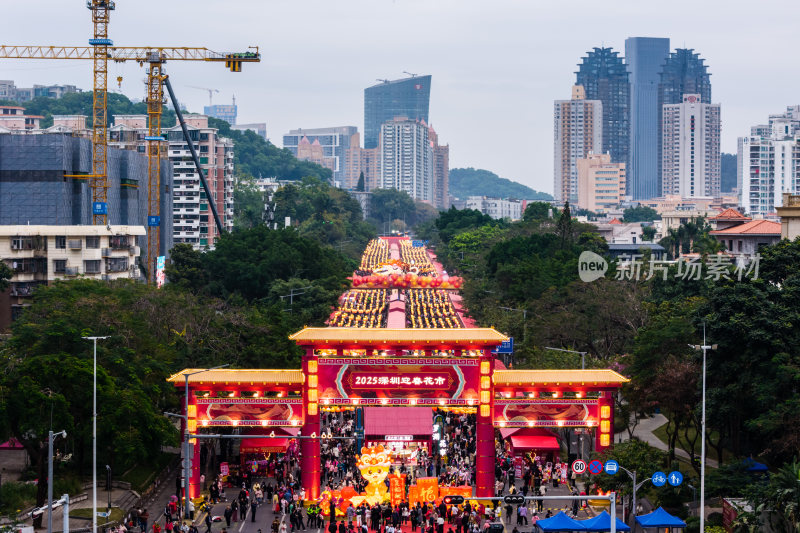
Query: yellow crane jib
xmin=0 ymin=41 xmax=260 ymax=281
xmin=0 ymin=46 xmax=261 ymax=65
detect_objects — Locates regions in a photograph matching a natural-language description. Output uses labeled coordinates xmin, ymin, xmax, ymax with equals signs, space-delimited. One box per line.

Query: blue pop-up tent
xmin=535 ymin=511 xmax=587 ymax=531
xmin=579 ymin=510 xmax=631 ymax=532
xmin=743 ymin=457 xmax=768 ymax=472
xmin=635 ymin=507 xmax=686 ymax=529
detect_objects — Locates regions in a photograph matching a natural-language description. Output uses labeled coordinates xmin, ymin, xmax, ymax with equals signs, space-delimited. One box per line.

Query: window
xmin=84 ymin=260 xmax=101 ymax=274
xmin=86 ymin=236 xmax=100 ymax=249
xmin=105 ymin=257 xmax=128 ymax=273
xmin=10 ymin=236 xmax=34 ymax=250
xmin=109 ymin=235 xmax=129 ymax=249
xmin=55 ymin=236 xmax=66 ymax=249
xmin=54 ymin=259 xmax=67 ymax=273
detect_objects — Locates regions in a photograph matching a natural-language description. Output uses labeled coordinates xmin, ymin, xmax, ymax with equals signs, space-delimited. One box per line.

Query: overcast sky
xmin=4 ymin=0 xmax=800 ymax=193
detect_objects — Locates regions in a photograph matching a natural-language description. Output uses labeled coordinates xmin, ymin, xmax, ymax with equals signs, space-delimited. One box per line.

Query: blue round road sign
xmin=588 ymin=460 xmax=603 ymax=475
xmin=604 ymin=460 xmax=619 ymax=475
xmin=668 ymin=471 xmax=684 ymax=486
xmin=652 ymin=471 xmax=667 ymax=487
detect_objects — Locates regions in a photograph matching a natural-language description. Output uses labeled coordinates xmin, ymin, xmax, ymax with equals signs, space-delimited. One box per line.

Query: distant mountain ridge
xmin=449 ymin=168 xmax=552 ymax=201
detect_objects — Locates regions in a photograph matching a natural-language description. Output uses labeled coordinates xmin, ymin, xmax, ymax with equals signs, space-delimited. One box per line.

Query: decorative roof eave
xmin=492 ymin=369 xmax=629 ymax=387
xmin=288 ymin=327 xmax=508 ymax=347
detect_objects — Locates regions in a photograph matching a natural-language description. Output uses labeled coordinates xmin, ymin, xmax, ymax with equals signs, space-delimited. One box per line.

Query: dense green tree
xmin=623 ymin=205 xmax=660 ymax=222
xmin=356 ymin=171 xmax=365 ymax=192
xmin=368 ymin=189 xmax=416 ymax=228
xmin=202 ymin=226 xmax=352 ymax=304
xmin=271 ymin=178 xmax=375 ymax=256
xmin=642 ymin=225 xmax=657 ymax=241
xmin=165 ymin=243 xmax=208 ymax=292
xmin=530 ymin=278 xmax=647 ymax=362
xmin=522 ymin=202 xmax=552 ymax=222
xmin=434 ymin=207 xmax=503 ymax=244
xmin=556 ymin=202 xmax=573 ymax=249
xmin=414 ymin=201 xmax=440 ymax=227
xmin=448 ymin=168 xmax=552 ymax=200
xmin=233 ymin=176 xmax=265 ymax=229
xmin=0 ymin=261 xmax=12 ymax=292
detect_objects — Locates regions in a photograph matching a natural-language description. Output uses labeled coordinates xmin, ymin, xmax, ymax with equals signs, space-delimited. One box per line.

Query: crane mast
xmin=0 ymin=5 xmax=260 ymax=282
xmin=88 ymin=0 xmax=114 ymax=225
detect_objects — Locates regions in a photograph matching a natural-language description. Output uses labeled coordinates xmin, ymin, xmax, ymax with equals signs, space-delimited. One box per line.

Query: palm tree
xmin=769 ymin=458 xmax=800 ymax=531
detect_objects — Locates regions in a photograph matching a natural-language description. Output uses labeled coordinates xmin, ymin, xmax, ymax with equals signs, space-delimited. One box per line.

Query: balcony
xmin=68 ymin=240 xmax=82 ymax=250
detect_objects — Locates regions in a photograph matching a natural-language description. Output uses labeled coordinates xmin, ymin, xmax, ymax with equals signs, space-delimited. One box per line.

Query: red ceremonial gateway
xmin=168 ymin=237 xmax=627 ymax=502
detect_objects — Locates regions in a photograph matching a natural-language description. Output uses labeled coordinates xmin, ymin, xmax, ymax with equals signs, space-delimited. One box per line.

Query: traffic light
xmin=443 ymin=496 xmax=464 ymax=505
xmin=503 ymin=495 xmax=525 ymax=505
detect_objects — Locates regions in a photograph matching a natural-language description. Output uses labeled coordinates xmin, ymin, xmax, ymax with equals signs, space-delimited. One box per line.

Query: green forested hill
xmin=0 ymin=92 xmax=331 ymax=182
xmin=449 ymin=167 xmax=552 ymax=200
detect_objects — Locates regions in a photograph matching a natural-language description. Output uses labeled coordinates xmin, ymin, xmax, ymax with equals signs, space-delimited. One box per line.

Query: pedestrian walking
xmin=204 ymin=513 xmax=212 ymax=533
xmin=251 ymin=500 xmax=259 ymax=522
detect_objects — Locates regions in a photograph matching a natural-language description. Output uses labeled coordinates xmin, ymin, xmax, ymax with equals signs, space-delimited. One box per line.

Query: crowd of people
xmin=329 ymin=289 xmax=389 ymax=328
xmin=406 ymin=290 xmax=461 ymax=329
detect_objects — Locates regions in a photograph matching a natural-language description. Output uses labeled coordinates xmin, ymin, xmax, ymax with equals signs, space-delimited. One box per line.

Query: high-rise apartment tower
xmin=364 ymin=76 xmax=431 ymax=150
xmin=576 ymin=47 xmax=630 ymax=166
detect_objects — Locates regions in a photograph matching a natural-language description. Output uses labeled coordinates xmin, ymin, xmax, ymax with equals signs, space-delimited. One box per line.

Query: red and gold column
xmin=301 ymin=351 xmax=321 ymax=500
xmin=185 ymin=393 xmax=202 ymax=500
xmin=595 ymin=392 xmax=613 ymax=451
xmin=475 ymin=354 xmax=495 ymax=497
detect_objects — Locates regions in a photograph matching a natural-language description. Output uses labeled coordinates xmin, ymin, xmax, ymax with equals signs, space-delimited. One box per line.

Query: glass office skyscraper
xmin=657 ymin=49 xmax=712 ymax=185
xmin=625 ymin=37 xmax=670 ymax=199
xmin=576 ymin=47 xmax=630 ymax=166
xmin=364 ymin=75 xmax=431 ymax=149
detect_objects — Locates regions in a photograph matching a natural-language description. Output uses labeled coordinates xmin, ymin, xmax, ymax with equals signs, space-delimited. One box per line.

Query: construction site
xmin=0 ymin=1 xmax=260 ymax=322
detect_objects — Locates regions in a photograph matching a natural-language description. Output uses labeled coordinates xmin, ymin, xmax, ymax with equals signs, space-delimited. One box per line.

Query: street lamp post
xmin=181 ymin=365 xmax=230 ymax=518
xmin=617 ymin=466 xmax=649 ymax=523
xmin=81 ymin=335 xmax=109 ymax=533
xmin=105 ymin=465 xmax=111 ymax=511
xmin=48 ymin=430 xmax=67 ymax=533
xmin=690 ymin=326 xmax=717 ymax=533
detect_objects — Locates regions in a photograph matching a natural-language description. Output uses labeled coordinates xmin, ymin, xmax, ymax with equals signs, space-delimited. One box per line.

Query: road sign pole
xmin=610 ymin=491 xmax=616 ymax=533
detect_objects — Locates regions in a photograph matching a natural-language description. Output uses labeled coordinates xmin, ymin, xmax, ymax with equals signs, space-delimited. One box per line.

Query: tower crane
xmin=0 ymin=4 xmax=260 ymax=283
xmin=187 ymin=85 xmax=220 ymax=107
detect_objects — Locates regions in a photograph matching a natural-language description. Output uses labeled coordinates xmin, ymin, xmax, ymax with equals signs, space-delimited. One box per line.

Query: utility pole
xmin=81 ymin=336 xmax=109 ymax=533
xmin=280 ymin=286 xmax=313 ymax=312
xmin=48 ymin=430 xmax=67 ymax=533
xmin=690 ymin=325 xmax=717 ymax=533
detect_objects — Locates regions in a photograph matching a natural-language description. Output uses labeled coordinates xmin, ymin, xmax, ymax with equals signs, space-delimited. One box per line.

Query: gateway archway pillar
xmin=301 ymin=353 xmax=321 ymax=500
xmin=475 ymin=352 xmax=495 ymax=497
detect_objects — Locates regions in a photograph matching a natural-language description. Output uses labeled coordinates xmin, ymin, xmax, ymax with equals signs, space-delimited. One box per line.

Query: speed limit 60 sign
xmin=571 ymin=459 xmax=587 ymax=474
